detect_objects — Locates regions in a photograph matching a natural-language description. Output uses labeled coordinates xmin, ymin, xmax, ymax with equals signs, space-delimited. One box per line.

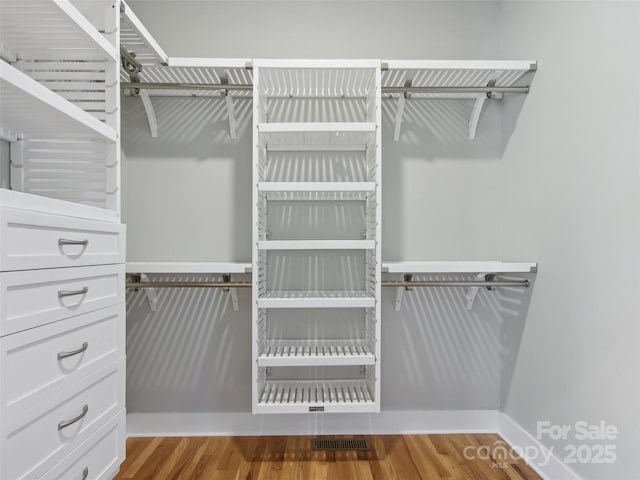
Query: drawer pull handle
xmin=58 ymin=238 xmax=89 ymax=247
xmin=58 ymin=287 xmax=89 ymax=298
xmin=81 ymin=467 xmax=89 ymax=480
xmin=58 ymin=404 xmax=88 ymax=430
xmin=58 ymin=342 xmax=89 ymax=360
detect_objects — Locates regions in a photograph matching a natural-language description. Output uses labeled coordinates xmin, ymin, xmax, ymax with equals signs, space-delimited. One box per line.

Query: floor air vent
xmin=312 ymin=438 xmax=370 ymax=451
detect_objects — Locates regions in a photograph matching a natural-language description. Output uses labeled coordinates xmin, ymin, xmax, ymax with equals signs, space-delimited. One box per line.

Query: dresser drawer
xmin=1 ymin=304 xmax=125 ymax=419
xmin=1 ymin=358 xmax=125 ymax=480
xmin=40 ymin=409 xmax=125 ymax=480
xmin=0 ymin=264 xmax=124 ymax=336
xmin=0 ymin=207 xmax=125 ymax=272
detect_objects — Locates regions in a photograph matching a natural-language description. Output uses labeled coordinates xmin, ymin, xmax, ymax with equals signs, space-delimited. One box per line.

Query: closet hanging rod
xmin=121 ymin=82 xmax=253 ymax=92
xmin=384 ymin=86 xmax=529 ymax=94
xmin=120 ymin=82 xmax=530 ymax=95
xmin=127 ymin=281 xmax=252 ymax=289
xmin=384 ymin=279 xmax=529 ymax=288
xmin=126 ymin=279 xmax=529 ymax=289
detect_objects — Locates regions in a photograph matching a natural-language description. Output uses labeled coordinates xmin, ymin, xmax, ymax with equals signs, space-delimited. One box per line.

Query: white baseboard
xmin=127 ymin=409 xmax=500 ymax=437
xmin=498 ymin=413 xmax=583 ymax=480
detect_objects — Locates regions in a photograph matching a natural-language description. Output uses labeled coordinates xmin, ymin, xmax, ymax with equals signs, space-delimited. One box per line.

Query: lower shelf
xmin=258 ymin=340 xmax=375 ymax=367
xmin=257 ymin=380 xmax=376 ymax=414
xmin=258 ymin=291 xmax=375 ymax=308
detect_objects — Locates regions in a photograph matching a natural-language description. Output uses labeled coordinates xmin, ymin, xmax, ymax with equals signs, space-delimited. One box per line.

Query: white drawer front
xmin=0 ymin=207 xmax=125 ymax=272
xmin=40 ymin=409 xmax=125 ymax=480
xmin=0 ymin=264 xmax=125 ymax=336
xmin=1 ymin=358 xmax=125 ymax=480
xmin=1 ymin=304 xmax=125 ymax=419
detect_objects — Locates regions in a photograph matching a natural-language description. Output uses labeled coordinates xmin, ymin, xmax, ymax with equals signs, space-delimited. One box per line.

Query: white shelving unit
xmin=252 ymin=60 xmax=382 ymax=414
xmin=0 ymin=0 xmax=117 ymax=62
xmin=1 ymin=0 xmax=121 ymax=213
xmin=0 ymin=2 xmax=125 ymax=479
xmin=0 ymin=62 xmax=116 ymax=142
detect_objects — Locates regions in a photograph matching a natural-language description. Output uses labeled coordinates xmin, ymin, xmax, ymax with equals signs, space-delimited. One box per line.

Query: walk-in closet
xmin=0 ymin=1 xmax=638 ymax=479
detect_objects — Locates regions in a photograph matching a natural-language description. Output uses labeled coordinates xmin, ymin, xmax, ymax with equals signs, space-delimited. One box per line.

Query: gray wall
xmin=499 ymin=2 xmax=640 ymax=479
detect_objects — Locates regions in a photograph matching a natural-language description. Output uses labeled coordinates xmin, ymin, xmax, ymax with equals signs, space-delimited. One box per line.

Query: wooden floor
xmin=115 ymin=434 xmax=542 ymax=480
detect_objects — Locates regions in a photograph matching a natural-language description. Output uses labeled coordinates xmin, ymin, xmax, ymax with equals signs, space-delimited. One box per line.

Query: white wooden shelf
xmin=120 ymin=0 xmax=168 ymax=67
xmin=257 ymin=380 xmax=376 ymax=414
xmin=258 ymin=291 xmax=375 ymax=309
xmin=0 ymin=61 xmax=117 ymax=142
xmin=259 ymin=122 xmax=375 ymax=133
xmin=0 ymin=188 xmax=118 ymax=223
xmin=0 ymin=0 xmax=117 ymax=62
xmin=382 ymin=59 xmax=536 ymax=140
xmin=258 ymin=122 xmax=376 ymax=149
xmin=382 ymin=261 xmax=537 ymax=274
xmin=126 ymin=262 xmax=252 ymax=274
xmin=259 ymin=183 xmax=374 ymax=201
xmin=258 ymin=182 xmax=375 ymax=193
xmin=382 ymin=60 xmax=536 ymax=97
xmin=258 ymin=240 xmax=375 ymax=251
xmin=258 ymin=340 xmax=375 ymax=367
xmin=126 ymin=261 xmax=535 ymax=275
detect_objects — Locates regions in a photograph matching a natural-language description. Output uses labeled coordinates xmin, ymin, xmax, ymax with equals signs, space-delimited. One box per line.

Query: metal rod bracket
xmin=140 ymin=273 xmax=158 ymax=311
xmin=223 ymin=274 xmax=239 ymax=311
xmin=465 ymin=273 xmax=488 ymax=310
xmin=394 ymin=274 xmax=413 ymax=311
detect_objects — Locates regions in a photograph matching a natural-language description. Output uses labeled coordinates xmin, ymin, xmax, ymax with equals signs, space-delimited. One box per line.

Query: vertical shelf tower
xmin=252 ymin=60 xmax=382 ymax=413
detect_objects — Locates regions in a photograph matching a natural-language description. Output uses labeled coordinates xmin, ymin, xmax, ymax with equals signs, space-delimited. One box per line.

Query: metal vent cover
xmin=311 ymin=438 xmax=370 ymax=451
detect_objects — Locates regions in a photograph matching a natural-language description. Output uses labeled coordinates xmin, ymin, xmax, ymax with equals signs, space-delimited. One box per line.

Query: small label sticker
xmin=309 ymin=406 xmax=325 ymax=412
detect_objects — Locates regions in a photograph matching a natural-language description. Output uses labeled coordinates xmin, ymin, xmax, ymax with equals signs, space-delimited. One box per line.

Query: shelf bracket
xmin=0 ymin=127 xmax=18 ymax=143
xmin=223 ymin=274 xmax=239 ymax=311
xmin=394 ymin=274 xmax=413 ymax=311
xmin=221 ymin=75 xmax=237 ymax=139
xmin=469 ymin=78 xmax=502 ymax=140
xmin=121 ymin=48 xmax=157 ymax=137
xmin=393 ymin=80 xmax=412 ymax=142
xmin=9 ymin=140 xmax=24 ymax=191
xmin=465 ymin=273 xmax=489 ymax=310
xmin=139 ymin=90 xmax=158 ymax=138
xmin=140 ymin=273 xmax=159 ymax=311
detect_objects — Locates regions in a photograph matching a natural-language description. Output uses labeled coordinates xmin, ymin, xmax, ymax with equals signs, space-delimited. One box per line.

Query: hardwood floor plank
xmin=114 ymin=434 xmax=543 ymax=480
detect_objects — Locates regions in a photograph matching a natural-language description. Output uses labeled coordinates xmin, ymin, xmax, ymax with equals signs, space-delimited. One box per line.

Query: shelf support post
xmin=393 ymin=80 xmax=412 ymax=142
xmin=223 ymin=274 xmax=239 ymax=311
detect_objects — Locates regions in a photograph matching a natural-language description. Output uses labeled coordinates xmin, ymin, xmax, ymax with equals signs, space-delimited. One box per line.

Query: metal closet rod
xmin=120 ymin=82 xmax=529 ymax=94
xmin=126 ymin=279 xmax=529 ymax=289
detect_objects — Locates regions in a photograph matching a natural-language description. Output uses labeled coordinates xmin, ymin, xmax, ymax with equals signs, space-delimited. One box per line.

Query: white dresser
xmin=0 ymin=0 xmax=125 ymax=476
xmin=0 ymin=192 xmax=126 ymax=480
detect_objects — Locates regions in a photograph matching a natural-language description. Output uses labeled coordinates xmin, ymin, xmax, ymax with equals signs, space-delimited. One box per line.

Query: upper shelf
xmin=120 ymin=0 xmax=168 ymax=67
xmin=255 ymin=60 xmax=378 ymax=98
xmin=383 ymin=261 xmax=537 ymax=274
xmin=382 ymin=60 xmax=536 ymax=98
xmin=0 ymin=0 xmax=117 ymax=62
xmin=126 ymin=261 xmax=536 ymax=275
xmin=0 ymin=61 xmax=117 ymax=142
